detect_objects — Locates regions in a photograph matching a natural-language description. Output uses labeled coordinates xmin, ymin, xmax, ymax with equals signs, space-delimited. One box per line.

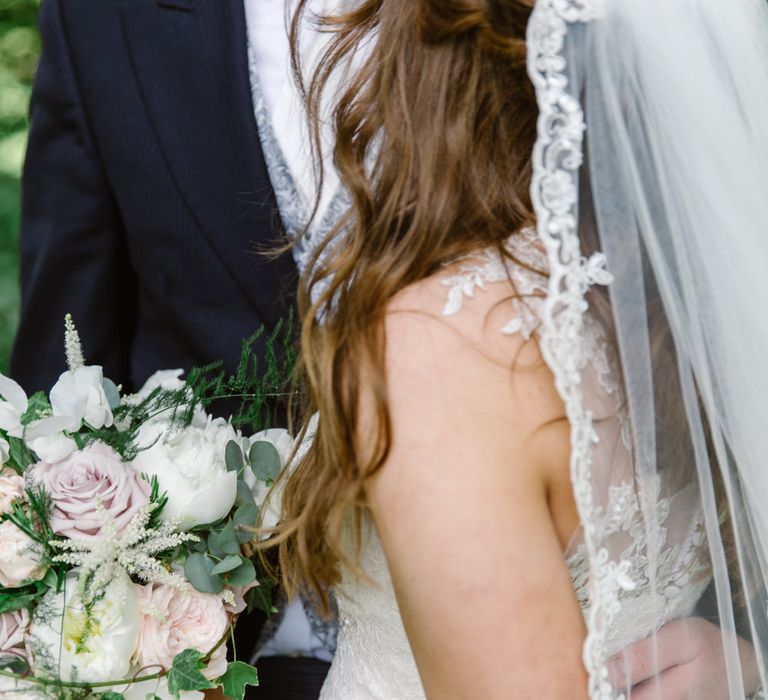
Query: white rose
xmin=243 ymin=428 xmax=296 ymax=532
xmin=29 ymin=571 xmax=140 ymax=684
xmin=50 ymin=366 xmax=114 ymax=430
xmin=0 ymin=436 xmax=9 ymax=464
xmin=0 ymin=521 xmax=46 ymax=588
xmin=0 ymin=467 xmax=25 ymax=515
xmin=0 ymin=374 xmax=28 ymax=439
xmin=132 ymin=417 xmax=238 ymax=529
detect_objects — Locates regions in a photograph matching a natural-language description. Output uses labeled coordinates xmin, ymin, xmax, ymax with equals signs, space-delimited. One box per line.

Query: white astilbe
xmin=50 ymin=501 xmax=198 ymax=604
xmin=64 ymin=313 xmax=85 ymax=371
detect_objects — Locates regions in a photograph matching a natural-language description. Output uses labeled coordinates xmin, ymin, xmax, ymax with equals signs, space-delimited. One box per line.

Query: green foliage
xmin=249 ymin=440 xmax=281 ymax=482
xmin=166 ymin=649 xmax=215 ymax=698
xmin=86 ymin=319 xmax=296 ymax=462
xmin=0 ymin=0 xmax=40 ymax=374
xmin=217 ymin=661 xmax=259 ymax=700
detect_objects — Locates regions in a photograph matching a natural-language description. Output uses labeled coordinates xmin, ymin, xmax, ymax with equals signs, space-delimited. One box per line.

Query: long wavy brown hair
xmin=268 ymin=0 xmax=538 ymax=613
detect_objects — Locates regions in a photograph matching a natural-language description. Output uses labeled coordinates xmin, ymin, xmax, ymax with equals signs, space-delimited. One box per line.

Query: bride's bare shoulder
xmin=382 ymin=258 xmax=564 ymax=438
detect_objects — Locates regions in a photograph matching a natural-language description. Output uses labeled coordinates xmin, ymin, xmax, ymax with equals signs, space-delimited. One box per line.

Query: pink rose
xmin=0 ymin=522 xmax=45 ymax=588
xmin=135 ymin=584 xmax=229 ymax=680
xmin=0 ymin=608 xmax=29 ymax=657
xmin=33 ymin=442 xmax=150 ymax=540
xmin=0 ymin=468 xmax=24 ymax=515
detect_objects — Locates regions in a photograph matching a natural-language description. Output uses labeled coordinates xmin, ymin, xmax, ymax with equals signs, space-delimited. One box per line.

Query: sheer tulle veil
xmin=527 ymin=0 xmax=768 ymax=697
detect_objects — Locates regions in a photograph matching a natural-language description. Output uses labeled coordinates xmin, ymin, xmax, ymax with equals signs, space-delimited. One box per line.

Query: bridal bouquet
xmin=0 ymin=317 xmax=294 ymax=699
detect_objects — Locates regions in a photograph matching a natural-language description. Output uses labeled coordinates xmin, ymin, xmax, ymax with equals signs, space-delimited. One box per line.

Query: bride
xmin=263 ymin=0 xmax=768 ymax=697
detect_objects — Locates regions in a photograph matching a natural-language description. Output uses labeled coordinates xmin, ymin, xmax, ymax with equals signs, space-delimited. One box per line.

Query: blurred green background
xmin=0 ymin=0 xmax=39 ymax=374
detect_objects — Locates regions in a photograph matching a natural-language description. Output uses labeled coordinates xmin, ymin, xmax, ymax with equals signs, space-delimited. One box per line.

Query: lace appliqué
xmin=526 ymin=1 xmax=636 ymax=698
xmin=440 ymin=227 xmax=548 ymax=339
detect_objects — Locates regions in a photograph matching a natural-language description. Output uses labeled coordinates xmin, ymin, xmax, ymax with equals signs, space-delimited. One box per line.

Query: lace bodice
xmin=319 ymin=231 xmax=712 ymax=700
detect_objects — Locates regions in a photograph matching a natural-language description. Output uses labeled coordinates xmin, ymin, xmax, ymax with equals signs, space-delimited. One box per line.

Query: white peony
xmin=0 ymin=521 xmax=46 ymax=588
xmin=133 ymin=369 xmax=185 ymax=401
xmin=132 ymin=417 xmax=238 ymax=529
xmin=243 ymin=428 xmax=296 ymax=532
xmin=29 ymin=571 xmax=140 ymax=684
xmin=0 ymin=374 xmax=28 ymax=439
xmin=50 ymin=366 xmax=114 ymax=430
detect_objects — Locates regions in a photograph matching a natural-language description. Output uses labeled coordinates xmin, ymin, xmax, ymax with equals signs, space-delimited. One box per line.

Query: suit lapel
xmin=121 ymin=0 xmax=296 ymax=322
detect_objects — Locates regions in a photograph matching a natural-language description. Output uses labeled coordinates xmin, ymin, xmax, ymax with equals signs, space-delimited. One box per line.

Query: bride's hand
xmin=607 ymin=617 xmax=760 ymax=699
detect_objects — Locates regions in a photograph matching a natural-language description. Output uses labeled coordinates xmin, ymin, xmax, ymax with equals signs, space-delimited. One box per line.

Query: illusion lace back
xmin=319 ymin=229 xmax=712 ymax=700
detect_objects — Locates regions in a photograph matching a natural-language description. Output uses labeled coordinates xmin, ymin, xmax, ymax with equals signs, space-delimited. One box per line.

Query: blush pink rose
xmin=135 ymin=584 xmax=229 ymax=680
xmin=33 ymin=442 xmax=150 ymax=540
xmin=0 ymin=468 xmax=25 ymax=515
xmin=0 ymin=608 xmax=29 ymax=657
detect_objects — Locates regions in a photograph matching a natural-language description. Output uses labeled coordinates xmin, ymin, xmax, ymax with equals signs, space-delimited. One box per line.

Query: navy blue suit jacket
xmin=11 ymin=0 xmax=297 ymax=396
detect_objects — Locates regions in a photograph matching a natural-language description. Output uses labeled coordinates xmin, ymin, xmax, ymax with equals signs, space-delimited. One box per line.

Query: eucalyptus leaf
xmin=210 ymin=554 xmax=243 ymax=576
xmin=249 ymin=441 xmax=282 ymax=482
xmin=225 ymin=440 xmax=245 ymax=473
xmin=216 ymin=520 xmax=241 ymax=556
xmin=233 ymin=503 xmax=259 ymax=543
xmin=207 ymin=530 xmax=225 ymax=558
xmin=167 ymin=649 xmax=215 ymax=697
xmin=101 ymin=378 xmax=121 ymax=410
xmin=235 ymin=479 xmax=256 ymax=507
xmin=184 ymin=553 xmax=224 ymax=594
xmin=217 ymin=661 xmax=259 ymax=700
xmin=225 ymin=557 xmax=256 ymax=587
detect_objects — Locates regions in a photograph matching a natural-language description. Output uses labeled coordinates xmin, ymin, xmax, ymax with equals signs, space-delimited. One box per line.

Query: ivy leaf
xmin=249 ymin=441 xmax=281 ymax=482
xmin=94 ymin=693 xmax=125 ymax=700
xmin=225 ymin=440 xmax=245 ymax=473
xmin=225 ymin=557 xmax=256 ymax=587
xmin=184 ymin=553 xmax=224 ymax=594
xmin=210 ymin=554 xmax=242 ymax=576
xmin=167 ymin=649 xmax=215 ymax=698
xmin=245 ymin=579 xmax=274 ymax=615
xmin=217 ymin=661 xmax=259 ymax=700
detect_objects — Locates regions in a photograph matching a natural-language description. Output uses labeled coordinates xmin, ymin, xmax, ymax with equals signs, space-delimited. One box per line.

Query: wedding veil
xmin=527 ymin=0 xmax=768 ymax=697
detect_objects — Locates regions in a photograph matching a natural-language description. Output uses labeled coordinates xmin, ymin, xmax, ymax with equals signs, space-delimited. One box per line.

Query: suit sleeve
xmin=10 ymin=0 xmax=136 ymax=394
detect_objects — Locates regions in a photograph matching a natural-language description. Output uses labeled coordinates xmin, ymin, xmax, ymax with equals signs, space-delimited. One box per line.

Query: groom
xmin=11 ymin=0 xmax=335 ymax=698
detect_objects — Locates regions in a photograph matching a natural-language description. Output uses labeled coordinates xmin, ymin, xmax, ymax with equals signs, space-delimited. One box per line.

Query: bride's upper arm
xmin=363 ymin=276 xmax=588 ymax=700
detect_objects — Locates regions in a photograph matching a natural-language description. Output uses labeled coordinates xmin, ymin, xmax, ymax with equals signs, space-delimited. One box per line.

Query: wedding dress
xmin=318 ymin=229 xmax=713 ymax=700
